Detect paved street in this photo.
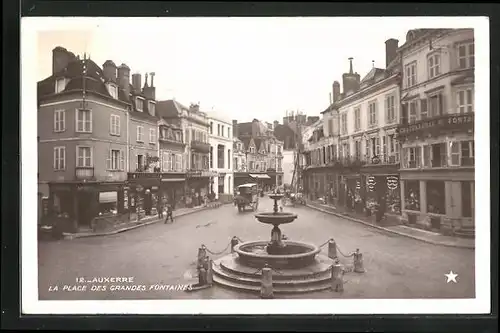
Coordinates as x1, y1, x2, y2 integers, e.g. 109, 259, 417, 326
38, 197, 475, 300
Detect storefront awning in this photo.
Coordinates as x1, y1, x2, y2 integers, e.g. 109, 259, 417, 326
99, 191, 117, 203
250, 174, 271, 179
161, 178, 186, 182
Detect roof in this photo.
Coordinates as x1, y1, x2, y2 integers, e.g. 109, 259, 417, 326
360, 67, 386, 86
157, 99, 189, 119
237, 122, 253, 136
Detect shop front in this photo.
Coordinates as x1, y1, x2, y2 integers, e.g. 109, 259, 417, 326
186, 170, 217, 207
249, 173, 271, 192
159, 173, 186, 209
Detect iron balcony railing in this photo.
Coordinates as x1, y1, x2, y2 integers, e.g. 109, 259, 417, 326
75, 166, 95, 180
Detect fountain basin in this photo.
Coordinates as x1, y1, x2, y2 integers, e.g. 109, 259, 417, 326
268, 193, 284, 201
254, 212, 298, 225
234, 240, 321, 269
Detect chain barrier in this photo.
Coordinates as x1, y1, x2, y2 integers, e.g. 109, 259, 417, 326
203, 241, 231, 256
235, 236, 245, 243
318, 238, 355, 258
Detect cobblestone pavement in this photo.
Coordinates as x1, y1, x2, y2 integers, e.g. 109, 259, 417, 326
38, 197, 475, 300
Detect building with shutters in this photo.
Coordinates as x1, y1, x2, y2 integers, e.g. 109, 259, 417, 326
208, 113, 234, 201
37, 47, 160, 232
396, 29, 475, 237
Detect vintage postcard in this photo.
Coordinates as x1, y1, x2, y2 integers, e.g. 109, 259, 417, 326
21, 16, 490, 314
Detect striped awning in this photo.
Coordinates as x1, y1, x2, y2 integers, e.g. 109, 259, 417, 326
161, 178, 185, 182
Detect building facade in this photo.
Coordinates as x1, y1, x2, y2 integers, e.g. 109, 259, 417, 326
208, 114, 234, 201
233, 119, 284, 189
396, 29, 475, 236
38, 47, 155, 232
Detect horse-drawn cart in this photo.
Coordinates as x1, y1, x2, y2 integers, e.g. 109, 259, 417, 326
234, 183, 259, 212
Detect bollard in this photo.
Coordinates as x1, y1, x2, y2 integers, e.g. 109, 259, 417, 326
197, 245, 207, 268
353, 249, 365, 273
260, 266, 274, 299
206, 258, 213, 286
231, 236, 239, 253
328, 239, 337, 259
331, 264, 344, 292
198, 266, 207, 286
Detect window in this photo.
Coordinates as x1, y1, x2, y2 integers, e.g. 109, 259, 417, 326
461, 181, 473, 218
135, 98, 144, 112
404, 180, 420, 211
76, 109, 92, 132
427, 181, 445, 214
227, 149, 231, 169
460, 140, 474, 166
341, 113, 348, 135
428, 53, 441, 79
354, 141, 361, 160
54, 110, 65, 132
210, 122, 213, 134
77, 146, 92, 167
53, 147, 65, 170
405, 61, 417, 88
403, 146, 421, 168
365, 138, 370, 159
423, 143, 447, 167
354, 107, 361, 131
166, 153, 173, 171
250, 146, 255, 154
148, 101, 156, 116
175, 154, 182, 171
209, 146, 214, 168
107, 149, 124, 170
162, 152, 168, 171
456, 89, 474, 113
234, 157, 238, 170
428, 93, 444, 117
217, 124, 220, 136
108, 84, 118, 99
222, 125, 225, 137
149, 128, 156, 144
217, 145, 225, 169
457, 42, 475, 69
368, 101, 377, 126
110, 115, 120, 136
136, 126, 144, 142
55, 78, 66, 93
385, 95, 396, 123
409, 100, 418, 123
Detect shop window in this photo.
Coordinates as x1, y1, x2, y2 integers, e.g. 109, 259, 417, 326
426, 181, 445, 214
461, 181, 473, 218
404, 180, 420, 211
98, 191, 118, 216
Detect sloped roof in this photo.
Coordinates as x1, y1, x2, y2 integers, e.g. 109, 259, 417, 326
237, 122, 253, 136
157, 99, 190, 119
360, 67, 386, 86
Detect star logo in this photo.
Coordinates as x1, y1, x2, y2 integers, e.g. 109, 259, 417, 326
445, 271, 458, 283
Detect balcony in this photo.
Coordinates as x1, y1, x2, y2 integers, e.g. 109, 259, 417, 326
75, 167, 95, 181
159, 136, 185, 146
396, 113, 474, 141
191, 140, 210, 153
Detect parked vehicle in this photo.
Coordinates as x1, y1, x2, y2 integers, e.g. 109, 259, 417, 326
234, 183, 259, 212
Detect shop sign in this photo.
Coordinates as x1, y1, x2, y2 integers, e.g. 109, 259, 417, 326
136, 185, 144, 192
396, 114, 474, 136
371, 156, 381, 164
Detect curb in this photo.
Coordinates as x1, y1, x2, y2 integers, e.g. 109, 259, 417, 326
63, 203, 231, 240
305, 203, 475, 250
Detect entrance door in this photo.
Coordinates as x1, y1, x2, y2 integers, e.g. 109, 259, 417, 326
77, 191, 93, 228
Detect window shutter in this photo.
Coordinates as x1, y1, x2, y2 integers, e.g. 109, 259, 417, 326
420, 98, 428, 119
106, 149, 111, 170
61, 148, 65, 169
385, 98, 389, 123
438, 93, 444, 115
53, 148, 58, 169
117, 116, 120, 134
120, 150, 125, 170
376, 137, 380, 156
135, 153, 138, 171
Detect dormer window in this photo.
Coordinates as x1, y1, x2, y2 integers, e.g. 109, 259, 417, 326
107, 83, 118, 99
148, 101, 156, 116
135, 97, 144, 112
55, 78, 66, 93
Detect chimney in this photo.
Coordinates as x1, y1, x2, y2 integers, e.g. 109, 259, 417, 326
143, 72, 156, 100
232, 120, 239, 138
132, 73, 142, 92
52, 46, 77, 74
117, 63, 131, 100
102, 60, 117, 82
332, 81, 341, 102
385, 38, 399, 68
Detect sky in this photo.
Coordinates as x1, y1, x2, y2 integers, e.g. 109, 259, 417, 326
35, 17, 461, 124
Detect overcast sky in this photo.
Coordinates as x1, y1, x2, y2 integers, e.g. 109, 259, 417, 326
36, 17, 469, 124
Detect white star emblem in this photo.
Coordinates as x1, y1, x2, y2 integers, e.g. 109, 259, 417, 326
445, 271, 458, 283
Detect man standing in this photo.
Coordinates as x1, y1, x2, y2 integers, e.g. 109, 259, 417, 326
157, 197, 164, 220
165, 200, 174, 224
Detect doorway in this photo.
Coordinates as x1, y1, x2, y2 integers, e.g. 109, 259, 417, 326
77, 191, 93, 228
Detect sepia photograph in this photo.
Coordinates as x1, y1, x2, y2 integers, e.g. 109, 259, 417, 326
21, 16, 490, 315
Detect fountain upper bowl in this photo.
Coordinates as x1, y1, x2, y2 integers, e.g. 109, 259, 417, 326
254, 212, 298, 224
268, 193, 284, 200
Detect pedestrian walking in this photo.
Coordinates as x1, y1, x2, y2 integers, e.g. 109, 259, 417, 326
164, 201, 174, 224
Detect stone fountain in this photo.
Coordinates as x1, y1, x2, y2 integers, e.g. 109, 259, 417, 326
212, 193, 336, 294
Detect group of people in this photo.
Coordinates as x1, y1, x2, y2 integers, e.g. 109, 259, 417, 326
156, 198, 174, 224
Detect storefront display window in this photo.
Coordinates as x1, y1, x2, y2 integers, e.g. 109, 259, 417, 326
426, 180, 445, 214
404, 180, 420, 211
98, 191, 118, 216
461, 181, 473, 218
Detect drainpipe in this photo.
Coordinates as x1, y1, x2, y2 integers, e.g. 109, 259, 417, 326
126, 105, 130, 173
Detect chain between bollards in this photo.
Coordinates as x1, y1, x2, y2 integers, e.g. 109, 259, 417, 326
203, 241, 232, 256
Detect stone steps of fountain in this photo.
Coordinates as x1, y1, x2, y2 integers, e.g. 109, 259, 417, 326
212, 272, 333, 294
211, 254, 336, 294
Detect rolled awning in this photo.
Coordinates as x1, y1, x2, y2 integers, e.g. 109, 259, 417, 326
99, 191, 117, 203
249, 174, 271, 179
161, 178, 186, 182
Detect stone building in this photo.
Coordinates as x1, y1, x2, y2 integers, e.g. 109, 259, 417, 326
396, 29, 475, 236
208, 113, 234, 201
